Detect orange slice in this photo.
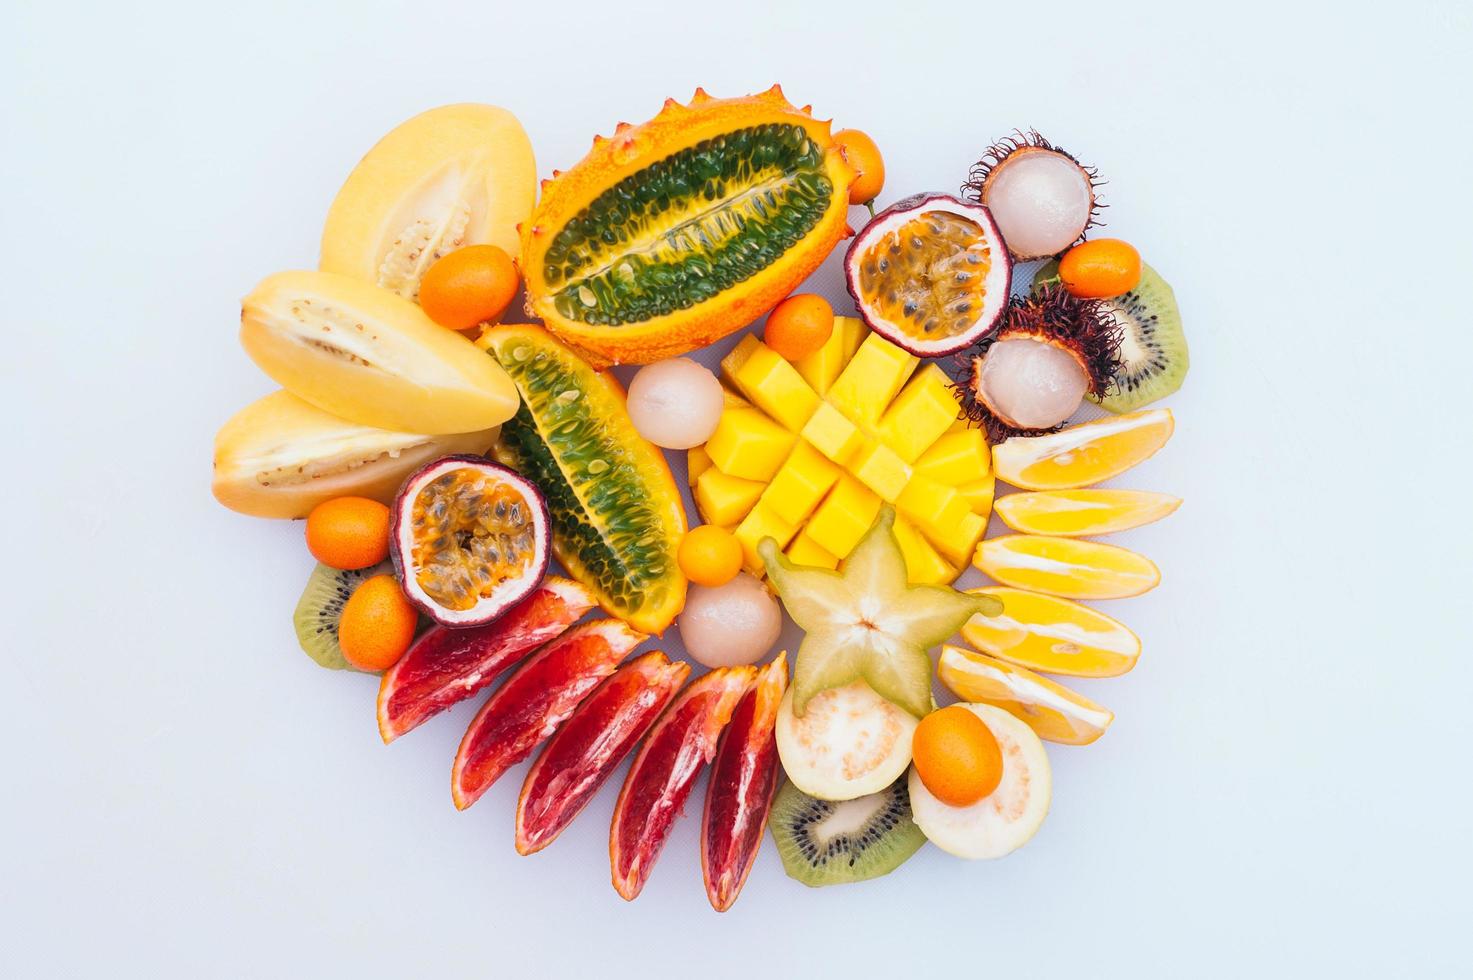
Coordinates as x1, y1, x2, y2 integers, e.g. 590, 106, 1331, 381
961, 587, 1139, 676
992, 408, 1174, 490
994, 489, 1181, 537
938, 645, 1114, 745
974, 535, 1159, 600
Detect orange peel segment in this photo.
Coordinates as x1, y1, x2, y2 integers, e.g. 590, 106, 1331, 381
974, 535, 1160, 600
992, 408, 1174, 490
961, 587, 1140, 677
938, 645, 1114, 745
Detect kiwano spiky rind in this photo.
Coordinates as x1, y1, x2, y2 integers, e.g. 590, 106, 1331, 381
479, 325, 687, 634
520, 86, 857, 366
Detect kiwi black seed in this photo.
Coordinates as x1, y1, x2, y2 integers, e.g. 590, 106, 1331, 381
1034, 260, 1188, 413
292, 560, 394, 671
769, 777, 928, 887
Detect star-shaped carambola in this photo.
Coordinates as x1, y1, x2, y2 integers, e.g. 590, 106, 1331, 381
758, 506, 1002, 719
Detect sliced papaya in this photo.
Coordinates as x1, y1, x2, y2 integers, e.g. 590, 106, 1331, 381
479, 325, 688, 634
240, 270, 520, 434
520, 86, 856, 366
320, 104, 536, 301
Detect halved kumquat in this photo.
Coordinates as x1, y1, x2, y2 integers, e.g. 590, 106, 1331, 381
994, 489, 1181, 537
938, 645, 1114, 745
992, 408, 1174, 490
974, 535, 1160, 600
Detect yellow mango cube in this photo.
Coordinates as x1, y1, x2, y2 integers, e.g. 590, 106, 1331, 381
876, 365, 960, 463
687, 445, 713, 487
800, 401, 865, 464
933, 511, 986, 567
722, 335, 820, 432
915, 427, 991, 485
827, 334, 918, 425
849, 439, 912, 502
805, 475, 882, 559
794, 315, 867, 396
759, 441, 840, 526
733, 503, 798, 573
896, 474, 971, 540
892, 516, 958, 585
785, 529, 839, 571
695, 468, 765, 527
958, 475, 996, 518
705, 408, 795, 482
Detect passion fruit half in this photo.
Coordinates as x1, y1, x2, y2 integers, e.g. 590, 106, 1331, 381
844, 192, 1012, 357
390, 455, 550, 628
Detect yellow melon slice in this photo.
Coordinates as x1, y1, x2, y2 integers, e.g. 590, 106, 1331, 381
995, 489, 1182, 536
974, 535, 1160, 600
961, 587, 1139, 676
992, 409, 1174, 490
937, 646, 1114, 745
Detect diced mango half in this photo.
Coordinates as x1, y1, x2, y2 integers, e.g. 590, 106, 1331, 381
974, 535, 1160, 600
722, 335, 820, 432
891, 516, 959, 585
934, 511, 986, 568
785, 529, 839, 570
849, 439, 912, 502
896, 474, 970, 540
705, 408, 795, 482
958, 475, 995, 518
695, 468, 765, 527
733, 503, 798, 574
994, 489, 1182, 537
916, 427, 990, 485
938, 645, 1115, 745
992, 408, 1174, 491
794, 315, 866, 396
686, 445, 713, 487
805, 475, 881, 559
876, 364, 959, 463
960, 587, 1140, 677
800, 401, 865, 464
760, 440, 841, 527
827, 334, 917, 425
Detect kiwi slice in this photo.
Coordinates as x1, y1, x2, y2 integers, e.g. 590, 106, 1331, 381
769, 776, 927, 887
1034, 260, 1188, 413
292, 560, 394, 670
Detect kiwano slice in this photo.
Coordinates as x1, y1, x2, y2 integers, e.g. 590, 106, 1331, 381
515, 651, 689, 856
480, 325, 687, 635
376, 577, 596, 743
519, 86, 857, 366
701, 654, 788, 912
451, 619, 644, 810
609, 665, 755, 901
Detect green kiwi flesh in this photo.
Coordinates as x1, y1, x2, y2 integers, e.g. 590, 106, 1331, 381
292, 560, 394, 671
1035, 260, 1188, 412
769, 776, 927, 887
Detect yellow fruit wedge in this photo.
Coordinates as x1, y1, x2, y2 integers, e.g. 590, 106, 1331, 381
974, 535, 1160, 600
961, 587, 1140, 676
995, 489, 1182, 537
992, 409, 1174, 490
938, 645, 1114, 745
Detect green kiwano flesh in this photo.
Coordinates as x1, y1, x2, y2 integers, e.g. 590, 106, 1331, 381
480, 325, 687, 634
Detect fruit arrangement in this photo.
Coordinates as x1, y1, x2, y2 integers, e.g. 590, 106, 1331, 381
214, 94, 1189, 909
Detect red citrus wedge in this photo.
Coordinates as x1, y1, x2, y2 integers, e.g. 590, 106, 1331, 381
377, 577, 596, 743
609, 665, 756, 901
450, 619, 645, 810
515, 652, 690, 856
701, 653, 788, 912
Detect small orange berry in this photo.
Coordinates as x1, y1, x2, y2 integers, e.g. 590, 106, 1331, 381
338, 574, 418, 672
764, 294, 834, 361
678, 525, 743, 588
912, 705, 1004, 807
418, 245, 520, 330
1058, 239, 1142, 299
834, 129, 885, 206
305, 497, 391, 570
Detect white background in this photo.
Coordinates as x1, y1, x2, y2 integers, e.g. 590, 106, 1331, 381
4, 1, 1470, 976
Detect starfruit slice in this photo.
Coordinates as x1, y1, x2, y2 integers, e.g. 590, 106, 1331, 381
938, 645, 1115, 745
961, 587, 1140, 677
702, 654, 788, 912
609, 666, 754, 901
992, 409, 1174, 490
994, 489, 1181, 537
759, 506, 999, 720
975, 535, 1160, 600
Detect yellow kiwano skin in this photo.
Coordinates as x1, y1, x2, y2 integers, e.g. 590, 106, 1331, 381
691, 320, 988, 582
521, 87, 856, 367
937, 645, 1114, 745
212, 390, 499, 519
240, 270, 520, 435
975, 536, 1160, 600
992, 408, 1174, 490
962, 587, 1140, 677
995, 489, 1182, 537
320, 104, 536, 302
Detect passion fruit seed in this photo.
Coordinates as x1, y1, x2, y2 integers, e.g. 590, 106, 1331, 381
410, 468, 539, 611
974, 337, 1090, 431
546, 124, 833, 326
856, 210, 993, 343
